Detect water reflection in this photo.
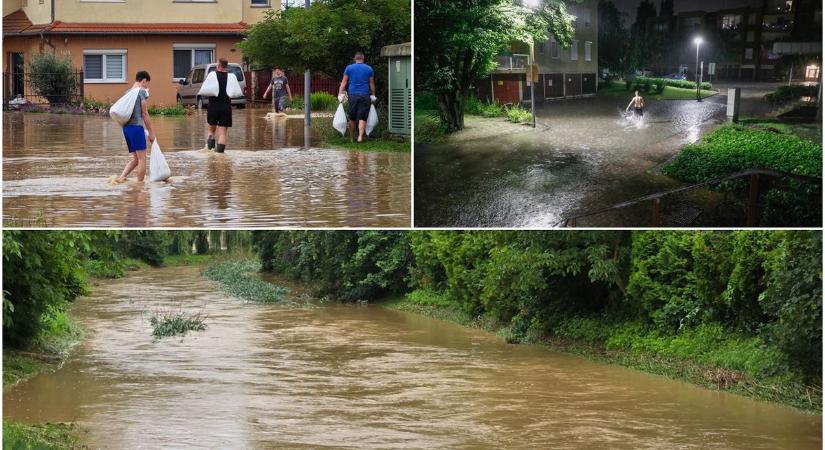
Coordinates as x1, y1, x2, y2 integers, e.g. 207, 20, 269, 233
3, 110, 410, 227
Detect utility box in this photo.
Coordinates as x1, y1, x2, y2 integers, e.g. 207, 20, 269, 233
381, 42, 411, 135
727, 88, 740, 122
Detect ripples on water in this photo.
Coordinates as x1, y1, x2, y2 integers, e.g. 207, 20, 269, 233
3, 267, 822, 449
3, 110, 410, 227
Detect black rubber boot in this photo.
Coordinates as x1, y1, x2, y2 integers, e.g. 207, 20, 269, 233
207, 137, 215, 150
216, 144, 225, 154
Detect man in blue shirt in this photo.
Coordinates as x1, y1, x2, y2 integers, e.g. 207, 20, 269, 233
338, 52, 376, 142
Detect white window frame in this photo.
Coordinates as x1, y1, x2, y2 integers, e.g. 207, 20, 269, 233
172, 43, 216, 81
570, 40, 578, 61
585, 41, 592, 62
83, 49, 127, 83
79, 0, 126, 3
250, 0, 271, 6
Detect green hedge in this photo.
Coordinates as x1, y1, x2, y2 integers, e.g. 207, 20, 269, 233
765, 84, 819, 105
632, 76, 712, 91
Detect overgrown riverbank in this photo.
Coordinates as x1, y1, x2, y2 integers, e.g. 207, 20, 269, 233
382, 295, 821, 413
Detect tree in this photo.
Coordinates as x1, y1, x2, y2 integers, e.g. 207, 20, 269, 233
415, 0, 577, 132
28, 53, 78, 105
238, 0, 410, 100
597, 0, 631, 76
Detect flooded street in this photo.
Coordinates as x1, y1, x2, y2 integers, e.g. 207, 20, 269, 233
4, 266, 821, 449
415, 96, 725, 227
3, 110, 410, 227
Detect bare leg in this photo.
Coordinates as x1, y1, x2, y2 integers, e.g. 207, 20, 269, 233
135, 151, 147, 182
347, 120, 356, 142
118, 153, 139, 182
217, 126, 227, 145
358, 120, 367, 142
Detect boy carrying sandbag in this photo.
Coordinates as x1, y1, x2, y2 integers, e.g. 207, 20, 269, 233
115, 71, 156, 183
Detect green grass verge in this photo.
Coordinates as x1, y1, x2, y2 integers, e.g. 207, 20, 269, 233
737, 116, 822, 143
202, 259, 289, 303
598, 83, 716, 100
323, 134, 410, 152
382, 291, 821, 413
148, 104, 186, 116
3, 422, 80, 450
163, 254, 214, 267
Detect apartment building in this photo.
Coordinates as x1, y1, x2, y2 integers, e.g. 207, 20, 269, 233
3, 0, 278, 106
477, 0, 598, 104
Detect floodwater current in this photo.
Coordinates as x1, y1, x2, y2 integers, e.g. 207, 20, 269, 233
4, 266, 821, 449
3, 110, 410, 227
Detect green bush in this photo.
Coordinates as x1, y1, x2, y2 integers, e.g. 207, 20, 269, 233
635, 76, 711, 90
765, 84, 819, 105
311, 92, 338, 111
414, 111, 447, 145
148, 104, 186, 116
28, 53, 78, 105
505, 105, 532, 124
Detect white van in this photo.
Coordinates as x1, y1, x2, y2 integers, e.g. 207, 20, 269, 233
177, 62, 246, 108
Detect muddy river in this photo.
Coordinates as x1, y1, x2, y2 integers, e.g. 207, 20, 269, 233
3, 110, 410, 227
4, 266, 821, 449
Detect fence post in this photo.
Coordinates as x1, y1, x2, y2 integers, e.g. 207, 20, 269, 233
746, 173, 760, 226
651, 198, 662, 226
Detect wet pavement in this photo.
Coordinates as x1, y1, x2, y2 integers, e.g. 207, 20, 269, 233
415, 95, 726, 227
3, 109, 410, 227
4, 265, 822, 449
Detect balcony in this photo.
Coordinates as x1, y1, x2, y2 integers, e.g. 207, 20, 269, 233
494, 54, 529, 73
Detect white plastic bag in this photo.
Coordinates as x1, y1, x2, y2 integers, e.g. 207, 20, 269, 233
110, 88, 140, 126
366, 104, 379, 136
149, 140, 171, 182
333, 102, 348, 136
226, 73, 243, 98
198, 72, 219, 97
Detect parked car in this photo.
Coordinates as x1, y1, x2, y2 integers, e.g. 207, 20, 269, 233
666, 73, 687, 81
177, 62, 246, 108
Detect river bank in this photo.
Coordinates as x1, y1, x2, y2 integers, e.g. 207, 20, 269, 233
380, 295, 822, 413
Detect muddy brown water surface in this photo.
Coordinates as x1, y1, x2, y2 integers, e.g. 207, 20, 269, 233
4, 266, 822, 449
3, 110, 410, 227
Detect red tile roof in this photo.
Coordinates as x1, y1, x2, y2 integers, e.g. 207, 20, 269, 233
47, 21, 248, 34
3, 10, 50, 35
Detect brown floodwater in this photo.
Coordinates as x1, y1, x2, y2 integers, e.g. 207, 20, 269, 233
4, 266, 821, 449
3, 110, 410, 227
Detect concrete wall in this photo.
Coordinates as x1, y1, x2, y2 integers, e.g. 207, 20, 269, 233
51, 34, 244, 105
23, 0, 53, 25
55, 0, 276, 24
534, 0, 598, 74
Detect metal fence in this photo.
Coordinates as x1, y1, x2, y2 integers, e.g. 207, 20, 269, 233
248, 70, 339, 103
3, 71, 84, 106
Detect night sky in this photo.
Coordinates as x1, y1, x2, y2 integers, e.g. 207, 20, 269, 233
612, 0, 767, 26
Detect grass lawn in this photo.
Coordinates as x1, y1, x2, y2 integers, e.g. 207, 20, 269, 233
598, 83, 716, 100
323, 134, 410, 152
737, 116, 822, 143
3, 422, 80, 450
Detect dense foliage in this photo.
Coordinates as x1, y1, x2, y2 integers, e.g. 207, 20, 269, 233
662, 125, 822, 226
254, 230, 822, 387
415, 0, 576, 132
28, 53, 78, 105
202, 260, 288, 304
239, 0, 410, 100
765, 84, 819, 105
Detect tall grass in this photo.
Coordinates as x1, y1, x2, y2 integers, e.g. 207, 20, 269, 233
149, 310, 207, 339
202, 260, 288, 303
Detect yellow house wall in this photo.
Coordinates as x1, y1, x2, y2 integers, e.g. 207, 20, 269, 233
55, 0, 243, 24
22, 0, 53, 25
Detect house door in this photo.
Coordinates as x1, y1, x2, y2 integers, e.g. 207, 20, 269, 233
492, 75, 522, 104
10, 53, 24, 98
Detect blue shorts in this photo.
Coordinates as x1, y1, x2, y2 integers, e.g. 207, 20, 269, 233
123, 125, 146, 152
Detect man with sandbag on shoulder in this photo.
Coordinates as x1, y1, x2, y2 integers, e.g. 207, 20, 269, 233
338, 52, 376, 143
115, 71, 156, 183
203, 59, 234, 153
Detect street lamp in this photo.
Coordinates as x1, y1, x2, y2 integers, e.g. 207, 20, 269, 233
693, 36, 703, 102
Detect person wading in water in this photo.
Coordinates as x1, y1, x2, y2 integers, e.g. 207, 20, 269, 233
625, 90, 646, 119
206, 59, 233, 153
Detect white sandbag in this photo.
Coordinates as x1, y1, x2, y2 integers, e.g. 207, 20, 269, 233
333, 102, 348, 136
110, 87, 140, 126
149, 140, 171, 182
366, 104, 379, 136
226, 73, 243, 98
198, 72, 219, 97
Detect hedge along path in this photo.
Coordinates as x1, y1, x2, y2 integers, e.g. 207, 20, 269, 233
202, 260, 293, 305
